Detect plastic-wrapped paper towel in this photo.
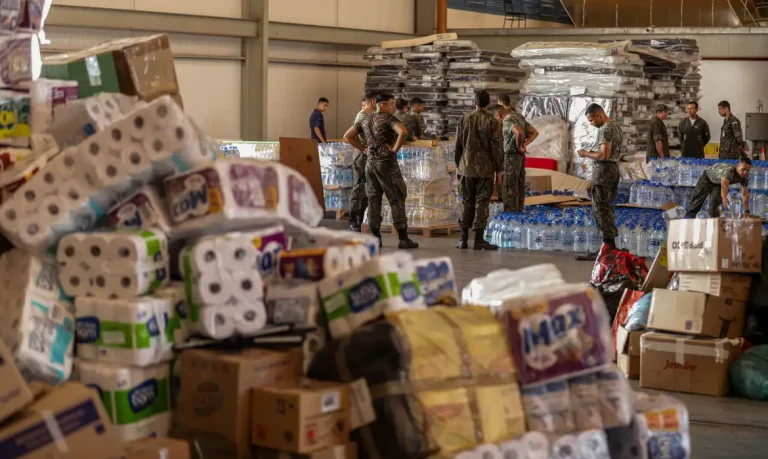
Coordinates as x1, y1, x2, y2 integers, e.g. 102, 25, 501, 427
76, 360, 171, 442
291, 226, 380, 257
279, 246, 370, 282
0, 95, 216, 252
415, 256, 458, 306
318, 252, 425, 339
106, 185, 172, 234
265, 281, 319, 327
75, 295, 175, 366
57, 230, 169, 299
165, 158, 324, 238
0, 249, 75, 383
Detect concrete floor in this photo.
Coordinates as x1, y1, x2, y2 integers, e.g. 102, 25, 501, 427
326, 221, 768, 458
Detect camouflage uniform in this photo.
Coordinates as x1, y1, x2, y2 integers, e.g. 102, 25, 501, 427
646, 115, 669, 160
455, 109, 504, 230
720, 115, 744, 159
355, 112, 408, 230
410, 111, 429, 139
350, 110, 370, 216
394, 112, 417, 141
502, 111, 531, 212
684, 163, 748, 218
591, 120, 623, 241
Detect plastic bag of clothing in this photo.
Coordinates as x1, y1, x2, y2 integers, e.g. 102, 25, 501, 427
526, 115, 569, 173
307, 306, 525, 459
590, 246, 648, 323
625, 293, 653, 331
748, 235, 768, 309
730, 345, 768, 401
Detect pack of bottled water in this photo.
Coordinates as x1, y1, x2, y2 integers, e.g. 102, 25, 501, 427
319, 142, 356, 168
648, 157, 768, 191
485, 206, 668, 257
218, 141, 279, 160
321, 168, 355, 188
323, 188, 351, 210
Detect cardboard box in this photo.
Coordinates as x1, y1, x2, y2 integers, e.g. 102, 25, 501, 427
667, 218, 762, 273
177, 348, 303, 459
677, 273, 752, 301
640, 332, 742, 396
648, 289, 746, 338
0, 382, 122, 459
348, 379, 375, 430
642, 243, 671, 292
615, 326, 645, 379
42, 34, 179, 100
123, 437, 190, 459
254, 443, 358, 459
525, 175, 552, 193
251, 380, 350, 454
0, 340, 34, 424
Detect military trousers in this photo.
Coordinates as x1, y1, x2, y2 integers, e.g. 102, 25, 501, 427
684, 175, 721, 218
349, 151, 368, 214
459, 176, 494, 231
366, 156, 408, 230
591, 162, 620, 241
503, 154, 526, 212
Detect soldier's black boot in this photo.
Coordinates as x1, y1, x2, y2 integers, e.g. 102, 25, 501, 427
456, 228, 469, 249
348, 211, 361, 232
473, 229, 498, 251
397, 228, 419, 249
370, 228, 383, 248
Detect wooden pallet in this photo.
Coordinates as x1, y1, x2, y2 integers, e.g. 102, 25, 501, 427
324, 209, 349, 220
363, 223, 458, 238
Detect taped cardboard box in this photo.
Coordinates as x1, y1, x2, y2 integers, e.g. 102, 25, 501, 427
677, 273, 752, 302
642, 243, 671, 292
667, 218, 762, 273
251, 380, 350, 454
176, 348, 303, 459
0, 340, 34, 424
615, 326, 644, 379
254, 443, 358, 459
0, 382, 121, 459
123, 437, 190, 459
640, 332, 742, 396
647, 289, 746, 339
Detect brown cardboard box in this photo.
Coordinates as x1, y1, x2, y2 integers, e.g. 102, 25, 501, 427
642, 243, 671, 292
640, 332, 742, 396
667, 218, 762, 273
525, 175, 552, 193
123, 438, 190, 458
677, 273, 753, 301
251, 380, 350, 454
177, 348, 303, 459
615, 326, 644, 379
0, 382, 121, 459
254, 443, 358, 459
648, 289, 746, 339
0, 340, 34, 424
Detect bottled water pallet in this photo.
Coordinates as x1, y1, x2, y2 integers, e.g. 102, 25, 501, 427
363, 223, 458, 238
324, 209, 349, 220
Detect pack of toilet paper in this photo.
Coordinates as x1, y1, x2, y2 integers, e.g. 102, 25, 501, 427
265, 281, 320, 327
106, 185, 172, 235
75, 295, 175, 367
57, 229, 169, 299
291, 226, 380, 257
164, 158, 324, 238
279, 246, 370, 282
633, 393, 691, 459
0, 95, 217, 252
47, 93, 137, 151
76, 360, 171, 442
414, 257, 458, 307
319, 252, 426, 339
0, 33, 41, 88
461, 264, 566, 313
0, 250, 75, 383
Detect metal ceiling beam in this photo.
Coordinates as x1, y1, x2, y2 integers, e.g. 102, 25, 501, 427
241, 0, 268, 141
269, 22, 413, 47
46, 4, 257, 37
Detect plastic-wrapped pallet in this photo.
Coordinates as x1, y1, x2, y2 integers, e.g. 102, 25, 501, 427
320, 142, 356, 212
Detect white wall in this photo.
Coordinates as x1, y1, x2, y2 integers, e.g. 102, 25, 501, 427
448, 8, 573, 29
699, 60, 768, 147
55, 0, 242, 18
269, 0, 415, 34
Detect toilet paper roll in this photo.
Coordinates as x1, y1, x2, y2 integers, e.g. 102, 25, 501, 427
279, 247, 349, 282
18, 183, 43, 207
233, 302, 268, 335
198, 306, 236, 339
474, 444, 503, 459
551, 435, 582, 459
41, 195, 68, 221
190, 239, 218, 272
84, 234, 110, 265
221, 238, 258, 271
522, 432, 550, 459
106, 230, 168, 264
106, 124, 131, 151
142, 134, 173, 162
569, 373, 603, 431
58, 147, 82, 179
150, 97, 184, 126
95, 155, 131, 189
127, 110, 153, 139
194, 271, 235, 305
0, 199, 25, 232
57, 233, 87, 266
230, 270, 264, 303
119, 144, 153, 180
101, 267, 168, 299
266, 281, 319, 327
18, 215, 53, 248
59, 264, 91, 297
37, 167, 65, 194
499, 440, 527, 459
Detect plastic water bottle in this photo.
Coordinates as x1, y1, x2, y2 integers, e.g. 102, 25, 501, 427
484, 218, 495, 243
543, 223, 556, 251
637, 224, 649, 257
573, 222, 588, 253
561, 222, 574, 252
587, 224, 601, 253
501, 218, 512, 249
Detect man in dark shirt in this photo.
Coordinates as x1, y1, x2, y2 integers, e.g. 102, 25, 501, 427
647, 104, 670, 160
684, 158, 752, 218
310, 97, 329, 143
455, 90, 504, 251
718, 100, 746, 159
343, 93, 418, 249
678, 101, 711, 158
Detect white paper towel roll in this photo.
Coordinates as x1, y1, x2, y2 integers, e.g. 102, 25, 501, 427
84, 234, 110, 265
60, 264, 91, 297
229, 270, 264, 303
222, 238, 257, 271
190, 239, 218, 271
233, 302, 268, 335
193, 271, 234, 305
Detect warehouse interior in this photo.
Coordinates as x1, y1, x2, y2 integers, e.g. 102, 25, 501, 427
0, 0, 768, 458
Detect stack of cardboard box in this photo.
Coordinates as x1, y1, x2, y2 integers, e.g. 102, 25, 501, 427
638, 218, 763, 397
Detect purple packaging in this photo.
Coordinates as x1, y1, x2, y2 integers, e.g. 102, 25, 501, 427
502, 286, 612, 386
0, 33, 39, 87
19, 0, 51, 31
0, 0, 24, 32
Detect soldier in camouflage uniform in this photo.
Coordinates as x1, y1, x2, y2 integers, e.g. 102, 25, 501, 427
718, 101, 746, 160
647, 104, 670, 160
409, 97, 430, 139
394, 99, 419, 141
347, 91, 377, 231
684, 158, 752, 218
577, 104, 623, 260
502, 108, 538, 212
343, 93, 418, 249
455, 90, 504, 251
